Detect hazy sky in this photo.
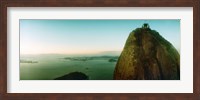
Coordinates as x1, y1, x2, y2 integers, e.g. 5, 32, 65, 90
20, 20, 180, 55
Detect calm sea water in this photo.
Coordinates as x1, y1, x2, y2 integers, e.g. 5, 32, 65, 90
20, 54, 118, 80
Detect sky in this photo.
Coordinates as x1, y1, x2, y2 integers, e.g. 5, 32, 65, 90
20, 20, 180, 55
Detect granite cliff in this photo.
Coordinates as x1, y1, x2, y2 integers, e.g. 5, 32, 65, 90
114, 24, 180, 80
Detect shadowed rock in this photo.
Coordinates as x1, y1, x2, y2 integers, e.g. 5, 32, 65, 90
54, 72, 89, 80
114, 24, 180, 80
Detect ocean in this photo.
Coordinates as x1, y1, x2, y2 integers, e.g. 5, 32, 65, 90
20, 54, 118, 80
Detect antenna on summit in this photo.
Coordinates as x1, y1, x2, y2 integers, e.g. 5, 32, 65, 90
142, 23, 150, 29
142, 20, 150, 29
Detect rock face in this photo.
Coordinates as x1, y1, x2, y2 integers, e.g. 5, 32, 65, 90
114, 24, 180, 80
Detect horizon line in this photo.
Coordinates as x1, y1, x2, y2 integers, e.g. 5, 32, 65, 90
20, 50, 122, 55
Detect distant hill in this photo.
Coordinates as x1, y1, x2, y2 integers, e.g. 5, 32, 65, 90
114, 23, 180, 80
54, 72, 89, 80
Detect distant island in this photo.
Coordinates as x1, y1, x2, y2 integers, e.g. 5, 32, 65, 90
63, 56, 119, 62
108, 59, 118, 62
54, 72, 89, 80
20, 60, 38, 63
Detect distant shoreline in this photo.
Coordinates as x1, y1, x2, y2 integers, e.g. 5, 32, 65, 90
20, 51, 122, 56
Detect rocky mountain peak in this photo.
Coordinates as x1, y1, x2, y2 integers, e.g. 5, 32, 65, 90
114, 23, 180, 80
